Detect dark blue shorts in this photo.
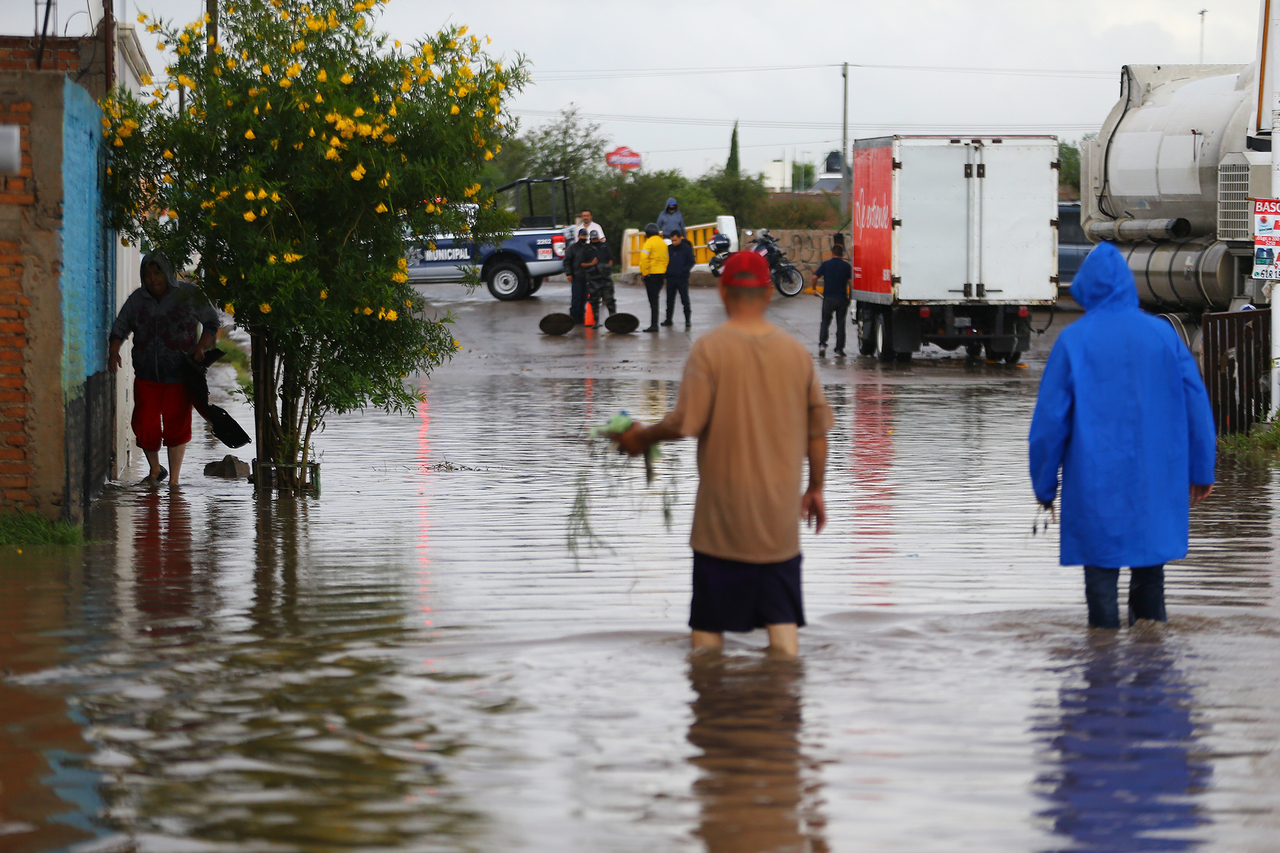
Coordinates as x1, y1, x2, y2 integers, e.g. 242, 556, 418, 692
689, 551, 805, 633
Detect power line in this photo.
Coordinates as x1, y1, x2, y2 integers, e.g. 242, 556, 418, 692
509, 108, 1100, 134
531, 62, 1117, 82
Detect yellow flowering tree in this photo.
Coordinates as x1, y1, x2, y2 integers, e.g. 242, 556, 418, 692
101, 0, 525, 489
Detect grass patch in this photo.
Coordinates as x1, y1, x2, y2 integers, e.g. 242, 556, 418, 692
0, 512, 83, 546
1219, 418, 1280, 460
218, 335, 252, 391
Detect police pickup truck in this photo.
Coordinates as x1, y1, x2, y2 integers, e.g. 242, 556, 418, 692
406, 176, 573, 301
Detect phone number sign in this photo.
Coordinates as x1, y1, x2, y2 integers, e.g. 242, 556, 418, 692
1253, 198, 1280, 279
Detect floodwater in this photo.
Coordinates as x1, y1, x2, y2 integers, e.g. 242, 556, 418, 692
3, 281, 1280, 853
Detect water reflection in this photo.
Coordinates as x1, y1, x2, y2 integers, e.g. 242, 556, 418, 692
1035, 635, 1210, 852
687, 655, 827, 853
133, 490, 198, 638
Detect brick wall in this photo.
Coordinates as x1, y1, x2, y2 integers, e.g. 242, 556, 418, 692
0, 98, 32, 507
0, 38, 83, 75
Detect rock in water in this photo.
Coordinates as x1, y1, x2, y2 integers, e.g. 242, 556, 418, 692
205, 455, 251, 479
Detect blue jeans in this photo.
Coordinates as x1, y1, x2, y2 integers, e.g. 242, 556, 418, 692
1084, 565, 1166, 629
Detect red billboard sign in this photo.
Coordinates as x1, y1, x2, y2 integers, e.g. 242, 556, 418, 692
605, 146, 642, 172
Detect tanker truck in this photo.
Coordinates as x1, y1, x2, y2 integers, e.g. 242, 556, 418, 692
1081, 62, 1263, 345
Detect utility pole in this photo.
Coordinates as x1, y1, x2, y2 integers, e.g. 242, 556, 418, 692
841, 62, 849, 219
103, 0, 114, 91
1199, 9, 1207, 62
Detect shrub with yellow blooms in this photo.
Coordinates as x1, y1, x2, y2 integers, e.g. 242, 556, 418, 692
100, 0, 526, 485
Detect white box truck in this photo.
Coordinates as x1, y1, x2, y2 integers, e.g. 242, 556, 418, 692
851, 135, 1060, 362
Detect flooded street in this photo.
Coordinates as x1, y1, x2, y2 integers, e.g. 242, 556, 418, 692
3, 280, 1280, 852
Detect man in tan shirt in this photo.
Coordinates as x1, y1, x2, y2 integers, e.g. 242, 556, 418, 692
618, 251, 832, 656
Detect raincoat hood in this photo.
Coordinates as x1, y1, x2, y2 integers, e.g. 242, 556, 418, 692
666, 198, 678, 208
140, 251, 178, 291
1069, 242, 1138, 312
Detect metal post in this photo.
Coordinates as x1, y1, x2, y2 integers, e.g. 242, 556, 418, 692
1270, 2, 1280, 418
1199, 9, 1207, 63
103, 0, 113, 91
841, 62, 849, 219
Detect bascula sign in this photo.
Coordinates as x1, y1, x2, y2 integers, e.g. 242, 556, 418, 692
1252, 198, 1280, 280
605, 146, 642, 172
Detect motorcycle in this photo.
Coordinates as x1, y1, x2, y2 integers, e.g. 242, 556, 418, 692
707, 229, 804, 297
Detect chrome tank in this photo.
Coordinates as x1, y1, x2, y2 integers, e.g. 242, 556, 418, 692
1110, 240, 1235, 313
1085, 64, 1253, 235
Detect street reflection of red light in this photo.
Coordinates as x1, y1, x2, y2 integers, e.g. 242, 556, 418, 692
850, 383, 896, 603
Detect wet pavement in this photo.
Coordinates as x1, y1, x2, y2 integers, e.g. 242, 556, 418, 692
3, 279, 1280, 852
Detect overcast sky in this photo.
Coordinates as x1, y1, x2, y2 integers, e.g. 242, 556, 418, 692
1, 0, 1263, 178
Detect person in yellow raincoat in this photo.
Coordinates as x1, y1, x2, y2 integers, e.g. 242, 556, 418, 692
639, 223, 669, 332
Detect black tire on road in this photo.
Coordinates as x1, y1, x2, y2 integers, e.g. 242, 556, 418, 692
1004, 350, 1022, 364
773, 266, 805, 297
874, 311, 896, 362
527, 276, 544, 295
858, 311, 876, 356
486, 261, 529, 301
965, 342, 983, 359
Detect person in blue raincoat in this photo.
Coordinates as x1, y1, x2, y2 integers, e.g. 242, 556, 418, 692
1028, 242, 1216, 629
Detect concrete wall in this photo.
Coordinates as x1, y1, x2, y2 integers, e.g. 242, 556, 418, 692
0, 71, 111, 522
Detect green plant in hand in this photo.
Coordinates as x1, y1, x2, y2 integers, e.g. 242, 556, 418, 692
100, 0, 527, 482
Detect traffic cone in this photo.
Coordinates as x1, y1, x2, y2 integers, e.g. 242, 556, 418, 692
584, 302, 595, 327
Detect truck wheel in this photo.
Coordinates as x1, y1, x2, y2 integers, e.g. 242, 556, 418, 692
486, 262, 528, 301
965, 343, 983, 359
874, 312, 896, 361
527, 276, 544, 295
1004, 350, 1022, 364
857, 311, 876, 355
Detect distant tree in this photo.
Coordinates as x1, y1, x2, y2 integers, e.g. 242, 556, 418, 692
726, 122, 740, 176
791, 161, 816, 193
523, 106, 609, 181
697, 166, 767, 229
578, 169, 718, 248
1058, 135, 1094, 196
758, 195, 837, 230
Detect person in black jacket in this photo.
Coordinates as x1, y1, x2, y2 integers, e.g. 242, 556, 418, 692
584, 234, 617, 324
563, 228, 590, 323
662, 229, 695, 328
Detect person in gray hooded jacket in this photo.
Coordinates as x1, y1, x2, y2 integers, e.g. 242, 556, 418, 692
655, 198, 685, 238
109, 252, 219, 485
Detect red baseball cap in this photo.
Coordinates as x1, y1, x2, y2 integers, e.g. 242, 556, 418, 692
720, 251, 771, 288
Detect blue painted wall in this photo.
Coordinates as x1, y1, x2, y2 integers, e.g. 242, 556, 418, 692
59, 77, 107, 393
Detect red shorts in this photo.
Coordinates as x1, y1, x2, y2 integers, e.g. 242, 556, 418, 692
132, 379, 192, 450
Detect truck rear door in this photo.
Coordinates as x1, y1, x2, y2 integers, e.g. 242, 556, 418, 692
894, 138, 970, 301
979, 140, 1058, 302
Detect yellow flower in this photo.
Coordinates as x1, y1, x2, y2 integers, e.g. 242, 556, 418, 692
268, 255, 277, 264
350, 163, 367, 180
262, 64, 271, 75
163, 149, 174, 159
353, 107, 365, 117
319, 289, 327, 299
219, 275, 227, 285
389, 104, 397, 116
243, 211, 257, 221
309, 127, 316, 137
450, 105, 459, 115
283, 253, 301, 263
162, 174, 174, 184
386, 310, 398, 321
259, 303, 272, 314
382, 133, 396, 144
398, 257, 408, 271
324, 147, 341, 161
375, 202, 388, 213
257, 188, 267, 199
271, 192, 280, 202
391, 271, 408, 283
279, 79, 292, 88
315, 93, 324, 103
224, 303, 234, 314
113, 136, 123, 146
244, 129, 256, 139
244, 190, 256, 200
317, 68, 328, 82
340, 72, 354, 85
363, 307, 373, 315
484, 149, 494, 160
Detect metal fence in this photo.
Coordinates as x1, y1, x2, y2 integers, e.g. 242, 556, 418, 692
1201, 308, 1270, 435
